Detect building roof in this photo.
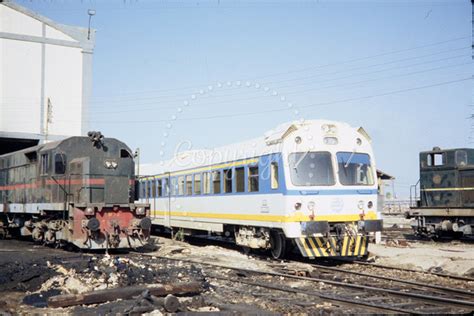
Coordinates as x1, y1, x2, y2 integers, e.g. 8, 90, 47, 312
1, 0, 95, 51
377, 169, 395, 180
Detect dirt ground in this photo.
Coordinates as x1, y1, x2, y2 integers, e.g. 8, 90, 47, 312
0, 230, 473, 314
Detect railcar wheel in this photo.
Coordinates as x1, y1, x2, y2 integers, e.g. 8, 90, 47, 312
270, 231, 286, 259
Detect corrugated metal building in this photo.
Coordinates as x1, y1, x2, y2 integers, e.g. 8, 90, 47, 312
0, 1, 95, 154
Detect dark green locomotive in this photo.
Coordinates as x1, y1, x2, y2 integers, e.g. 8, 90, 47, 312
408, 147, 474, 237
0, 132, 151, 249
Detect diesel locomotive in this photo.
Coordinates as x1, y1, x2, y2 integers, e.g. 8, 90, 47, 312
408, 147, 474, 237
0, 132, 151, 249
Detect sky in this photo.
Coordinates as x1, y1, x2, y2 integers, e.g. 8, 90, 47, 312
17, 0, 473, 198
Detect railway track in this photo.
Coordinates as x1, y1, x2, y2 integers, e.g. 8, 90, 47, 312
141, 254, 474, 314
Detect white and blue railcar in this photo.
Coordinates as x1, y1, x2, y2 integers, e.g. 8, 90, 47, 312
139, 120, 383, 259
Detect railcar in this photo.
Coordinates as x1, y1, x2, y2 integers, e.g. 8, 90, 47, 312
408, 147, 474, 237
139, 120, 383, 259
0, 132, 151, 249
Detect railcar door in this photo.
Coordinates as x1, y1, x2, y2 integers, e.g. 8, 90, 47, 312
165, 173, 171, 227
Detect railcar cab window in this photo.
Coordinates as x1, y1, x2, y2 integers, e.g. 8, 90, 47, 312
40, 153, 49, 175
337, 152, 374, 186
289, 152, 335, 186
248, 165, 259, 192
54, 153, 66, 174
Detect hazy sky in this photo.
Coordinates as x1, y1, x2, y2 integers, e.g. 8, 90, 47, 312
19, 0, 472, 197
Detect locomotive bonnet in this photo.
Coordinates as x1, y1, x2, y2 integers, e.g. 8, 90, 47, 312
0, 133, 150, 249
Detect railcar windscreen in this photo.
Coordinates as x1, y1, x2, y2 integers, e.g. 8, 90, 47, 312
289, 152, 335, 186
337, 152, 374, 186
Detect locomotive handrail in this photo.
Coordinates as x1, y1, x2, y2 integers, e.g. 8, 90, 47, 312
409, 179, 420, 207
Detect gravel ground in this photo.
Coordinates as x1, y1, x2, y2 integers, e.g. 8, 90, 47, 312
0, 235, 473, 315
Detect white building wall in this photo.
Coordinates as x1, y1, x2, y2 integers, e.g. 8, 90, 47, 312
0, 2, 94, 142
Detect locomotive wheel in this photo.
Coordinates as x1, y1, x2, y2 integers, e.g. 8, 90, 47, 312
270, 230, 286, 259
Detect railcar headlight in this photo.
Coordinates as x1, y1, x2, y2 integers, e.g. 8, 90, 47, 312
307, 201, 315, 211
135, 207, 145, 215
111, 161, 118, 168
367, 201, 373, 209
356, 138, 362, 146
357, 200, 364, 210
295, 136, 302, 144
294, 202, 302, 211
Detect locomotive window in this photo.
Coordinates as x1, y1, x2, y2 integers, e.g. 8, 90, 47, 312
54, 153, 66, 174
223, 169, 233, 193
120, 149, 132, 158
152, 180, 157, 198
236, 167, 245, 192
427, 153, 444, 166
194, 174, 201, 195
178, 176, 185, 196
248, 166, 259, 192
203, 172, 211, 194
213, 171, 221, 194
271, 162, 279, 190
157, 179, 162, 197
186, 175, 192, 195
40, 154, 49, 175
456, 150, 468, 166
289, 152, 335, 186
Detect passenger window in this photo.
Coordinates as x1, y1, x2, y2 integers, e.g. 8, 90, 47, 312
194, 174, 201, 195
271, 162, 279, 189
456, 150, 468, 166
203, 172, 211, 194
248, 166, 259, 192
163, 179, 169, 196
178, 176, 185, 195
170, 178, 177, 196
141, 181, 146, 199
186, 175, 192, 195
157, 179, 162, 197
40, 153, 49, 175
54, 153, 66, 175
213, 171, 221, 194
235, 167, 245, 192
147, 180, 151, 198
223, 169, 233, 193
152, 180, 157, 198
